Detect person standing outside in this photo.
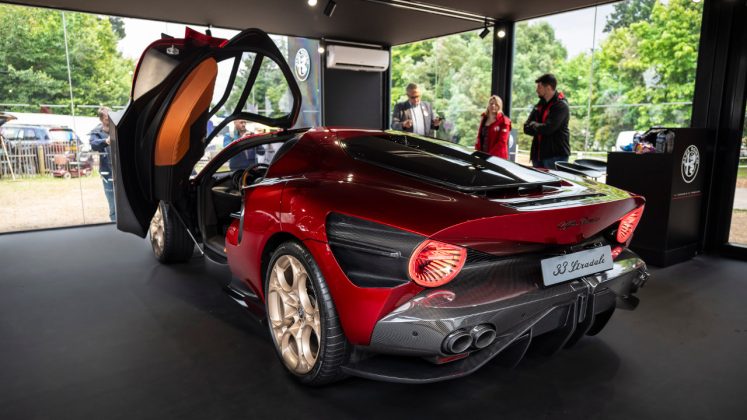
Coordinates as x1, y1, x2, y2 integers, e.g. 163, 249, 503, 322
89, 106, 115, 221
223, 119, 264, 171
476, 95, 511, 159
392, 83, 442, 137
523, 74, 570, 169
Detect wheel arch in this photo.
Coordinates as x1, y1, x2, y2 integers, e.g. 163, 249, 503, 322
260, 231, 302, 294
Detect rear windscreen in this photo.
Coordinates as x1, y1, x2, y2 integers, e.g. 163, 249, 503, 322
132, 47, 181, 101
49, 130, 74, 142
341, 134, 559, 192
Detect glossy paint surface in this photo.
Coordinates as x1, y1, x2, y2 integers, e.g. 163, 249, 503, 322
225, 128, 643, 345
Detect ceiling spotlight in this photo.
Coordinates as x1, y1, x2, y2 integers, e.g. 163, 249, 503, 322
318, 45, 325, 54
308, 0, 318, 6
323, 0, 337, 17
496, 29, 506, 38
479, 18, 490, 39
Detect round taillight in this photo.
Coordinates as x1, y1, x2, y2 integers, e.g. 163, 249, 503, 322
617, 206, 644, 244
408, 240, 467, 287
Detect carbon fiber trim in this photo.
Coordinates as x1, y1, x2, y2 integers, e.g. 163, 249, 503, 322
367, 249, 647, 358
340, 250, 646, 383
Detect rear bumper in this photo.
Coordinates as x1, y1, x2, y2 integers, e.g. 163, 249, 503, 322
341, 249, 648, 383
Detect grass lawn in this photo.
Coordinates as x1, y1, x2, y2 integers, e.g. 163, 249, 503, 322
729, 209, 747, 245
0, 174, 111, 233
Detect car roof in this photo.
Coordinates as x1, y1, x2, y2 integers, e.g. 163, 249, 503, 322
2, 124, 74, 130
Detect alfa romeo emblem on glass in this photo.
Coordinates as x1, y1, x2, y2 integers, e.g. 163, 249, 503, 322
294, 48, 310, 82
681, 145, 700, 184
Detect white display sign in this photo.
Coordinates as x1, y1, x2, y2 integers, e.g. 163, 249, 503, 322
540, 246, 613, 286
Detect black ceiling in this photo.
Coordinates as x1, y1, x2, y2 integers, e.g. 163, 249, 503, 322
8, 0, 617, 46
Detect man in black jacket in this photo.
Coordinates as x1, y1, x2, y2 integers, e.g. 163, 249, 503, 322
391, 83, 441, 137
523, 74, 570, 169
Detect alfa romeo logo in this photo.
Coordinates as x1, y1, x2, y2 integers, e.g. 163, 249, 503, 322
294, 48, 310, 82
681, 145, 700, 184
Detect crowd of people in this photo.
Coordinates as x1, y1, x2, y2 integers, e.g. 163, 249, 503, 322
391, 73, 571, 168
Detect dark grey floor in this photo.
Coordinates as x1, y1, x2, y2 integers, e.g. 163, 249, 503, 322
1, 225, 746, 420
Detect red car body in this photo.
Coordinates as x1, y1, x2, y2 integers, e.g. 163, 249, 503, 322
220, 129, 643, 345
111, 28, 648, 384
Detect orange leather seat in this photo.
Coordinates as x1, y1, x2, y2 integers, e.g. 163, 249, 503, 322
154, 58, 218, 167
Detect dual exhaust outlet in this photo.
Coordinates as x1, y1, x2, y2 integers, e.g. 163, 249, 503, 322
442, 324, 497, 354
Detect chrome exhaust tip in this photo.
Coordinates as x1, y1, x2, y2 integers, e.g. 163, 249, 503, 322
442, 330, 473, 354
470, 324, 497, 349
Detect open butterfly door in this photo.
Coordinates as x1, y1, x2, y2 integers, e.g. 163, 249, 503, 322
110, 28, 302, 237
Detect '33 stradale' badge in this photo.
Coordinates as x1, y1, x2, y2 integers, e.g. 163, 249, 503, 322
294, 48, 310, 82
681, 145, 700, 184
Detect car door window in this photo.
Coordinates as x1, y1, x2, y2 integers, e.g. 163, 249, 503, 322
205, 52, 294, 143
193, 53, 259, 174
194, 50, 293, 174
211, 52, 258, 119
242, 57, 292, 120
3, 127, 19, 140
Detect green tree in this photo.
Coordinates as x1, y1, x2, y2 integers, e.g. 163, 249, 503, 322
389, 0, 704, 154
109, 17, 126, 40
511, 21, 568, 151
592, 0, 703, 149
445, 33, 493, 146
559, 53, 593, 152
603, 0, 655, 33
391, 31, 494, 146
222, 37, 290, 121
0, 4, 133, 116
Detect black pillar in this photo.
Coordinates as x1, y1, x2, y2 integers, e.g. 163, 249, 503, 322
491, 20, 515, 118
383, 45, 392, 130
690, 0, 747, 255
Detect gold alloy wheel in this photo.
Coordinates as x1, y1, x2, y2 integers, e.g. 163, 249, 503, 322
267, 255, 321, 374
149, 205, 165, 256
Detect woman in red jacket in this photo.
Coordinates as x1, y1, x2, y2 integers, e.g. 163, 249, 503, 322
475, 95, 511, 159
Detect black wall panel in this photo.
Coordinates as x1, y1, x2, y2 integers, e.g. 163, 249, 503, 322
691, 0, 747, 257
323, 68, 384, 129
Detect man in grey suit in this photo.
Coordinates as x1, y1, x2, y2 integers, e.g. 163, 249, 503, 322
392, 83, 441, 137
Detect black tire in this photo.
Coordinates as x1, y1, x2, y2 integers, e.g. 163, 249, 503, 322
264, 241, 348, 385
149, 201, 194, 263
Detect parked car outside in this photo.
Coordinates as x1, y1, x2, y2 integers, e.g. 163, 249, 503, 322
0, 124, 88, 151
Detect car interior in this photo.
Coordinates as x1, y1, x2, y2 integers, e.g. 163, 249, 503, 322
197, 136, 298, 257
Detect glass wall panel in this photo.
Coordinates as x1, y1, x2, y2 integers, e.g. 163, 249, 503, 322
0, 4, 87, 232
728, 104, 747, 245
390, 29, 493, 148
511, 0, 704, 163
0, 5, 322, 233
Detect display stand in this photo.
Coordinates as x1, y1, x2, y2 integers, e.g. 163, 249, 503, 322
606, 128, 711, 266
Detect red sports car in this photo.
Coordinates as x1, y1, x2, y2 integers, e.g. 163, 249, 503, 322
111, 28, 648, 385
